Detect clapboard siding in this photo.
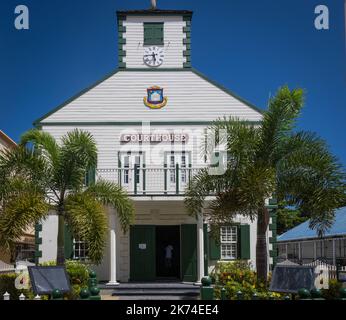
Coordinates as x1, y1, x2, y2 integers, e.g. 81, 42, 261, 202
122, 15, 186, 68
41, 124, 207, 168
40, 71, 262, 123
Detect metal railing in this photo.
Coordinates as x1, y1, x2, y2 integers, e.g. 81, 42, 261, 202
96, 165, 204, 196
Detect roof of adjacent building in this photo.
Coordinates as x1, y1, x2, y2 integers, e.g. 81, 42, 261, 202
277, 207, 346, 242
0, 130, 17, 148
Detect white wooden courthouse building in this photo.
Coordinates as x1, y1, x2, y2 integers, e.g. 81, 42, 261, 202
34, 7, 277, 284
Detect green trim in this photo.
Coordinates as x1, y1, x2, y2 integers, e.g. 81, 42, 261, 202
183, 15, 192, 21
183, 38, 191, 45
183, 50, 190, 56
183, 63, 191, 68
35, 223, 42, 264
271, 229, 277, 238
117, 14, 126, 21
118, 50, 126, 57
266, 204, 278, 210
269, 208, 278, 267
39, 120, 261, 127
118, 16, 126, 68
183, 26, 191, 32
191, 69, 264, 115
269, 198, 277, 205
269, 224, 276, 231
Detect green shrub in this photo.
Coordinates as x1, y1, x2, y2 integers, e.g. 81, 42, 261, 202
322, 279, 342, 300
40, 260, 90, 300
0, 273, 33, 300
211, 260, 282, 300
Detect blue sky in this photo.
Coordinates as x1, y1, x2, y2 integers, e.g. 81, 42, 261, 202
0, 0, 345, 166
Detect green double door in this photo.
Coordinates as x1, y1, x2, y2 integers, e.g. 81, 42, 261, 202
130, 225, 197, 282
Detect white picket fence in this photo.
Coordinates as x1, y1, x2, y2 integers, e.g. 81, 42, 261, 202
0, 260, 15, 274
302, 260, 346, 289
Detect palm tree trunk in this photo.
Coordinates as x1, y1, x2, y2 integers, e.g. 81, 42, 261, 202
56, 213, 65, 265
256, 206, 270, 282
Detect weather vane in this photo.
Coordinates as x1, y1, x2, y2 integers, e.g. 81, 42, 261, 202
151, 0, 157, 10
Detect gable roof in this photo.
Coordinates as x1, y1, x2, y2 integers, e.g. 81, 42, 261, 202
0, 130, 17, 148
277, 207, 346, 242
34, 68, 263, 126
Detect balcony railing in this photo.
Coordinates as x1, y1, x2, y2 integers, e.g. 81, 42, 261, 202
96, 165, 204, 196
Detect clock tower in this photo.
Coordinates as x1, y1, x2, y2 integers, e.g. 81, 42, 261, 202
117, 7, 192, 69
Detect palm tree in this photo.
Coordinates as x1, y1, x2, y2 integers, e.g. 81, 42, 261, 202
0, 129, 134, 265
185, 86, 346, 282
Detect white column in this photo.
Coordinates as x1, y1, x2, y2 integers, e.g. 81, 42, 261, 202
106, 213, 119, 286
195, 214, 205, 285
285, 243, 288, 260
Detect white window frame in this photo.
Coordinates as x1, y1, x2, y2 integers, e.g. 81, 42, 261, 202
220, 226, 238, 260
73, 239, 89, 261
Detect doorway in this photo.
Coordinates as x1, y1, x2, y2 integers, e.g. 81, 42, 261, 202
156, 226, 180, 279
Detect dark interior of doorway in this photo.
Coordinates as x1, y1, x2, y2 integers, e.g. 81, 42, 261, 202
156, 226, 180, 279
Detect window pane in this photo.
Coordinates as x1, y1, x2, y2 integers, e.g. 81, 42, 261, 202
220, 226, 238, 259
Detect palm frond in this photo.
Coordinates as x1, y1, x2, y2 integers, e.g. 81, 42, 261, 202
0, 180, 49, 250
58, 129, 98, 191
258, 86, 304, 164
20, 129, 60, 169
277, 132, 346, 235
65, 193, 107, 265
85, 180, 135, 233
0, 146, 49, 197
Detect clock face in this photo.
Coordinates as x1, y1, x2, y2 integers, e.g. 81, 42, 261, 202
143, 46, 164, 67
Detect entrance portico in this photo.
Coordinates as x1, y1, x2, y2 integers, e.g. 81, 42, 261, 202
104, 201, 205, 285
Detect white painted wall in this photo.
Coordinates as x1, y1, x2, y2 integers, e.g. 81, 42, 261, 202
42, 124, 207, 168
39, 213, 58, 263
40, 71, 262, 124
122, 15, 187, 69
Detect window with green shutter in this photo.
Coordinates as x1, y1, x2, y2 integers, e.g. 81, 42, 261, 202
144, 22, 164, 45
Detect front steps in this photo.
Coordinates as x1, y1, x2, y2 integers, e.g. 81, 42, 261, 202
99, 282, 201, 300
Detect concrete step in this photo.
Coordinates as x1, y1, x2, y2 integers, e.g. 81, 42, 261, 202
117, 295, 200, 300
99, 282, 201, 297
112, 289, 200, 296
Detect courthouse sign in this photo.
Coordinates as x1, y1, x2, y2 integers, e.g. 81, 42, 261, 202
120, 133, 189, 143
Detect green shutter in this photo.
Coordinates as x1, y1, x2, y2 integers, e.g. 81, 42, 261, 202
144, 23, 164, 45
85, 167, 96, 186
239, 224, 250, 260
64, 224, 74, 260
209, 232, 220, 260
